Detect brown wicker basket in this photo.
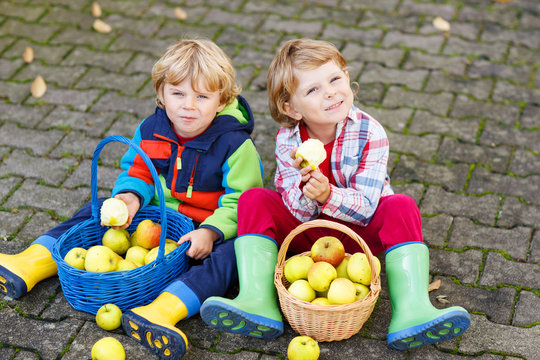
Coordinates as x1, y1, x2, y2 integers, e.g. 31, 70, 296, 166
274, 219, 381, 342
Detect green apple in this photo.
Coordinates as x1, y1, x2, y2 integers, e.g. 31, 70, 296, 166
311, 297, 331, 306
102, 228, 130, 256
125, 246, 149, 267
295, 138, 326, 170
130, 219, 161, 249
287, 279, 316, 302
64, 247, 87, 270
307, 261, 337, 293
95, 303, 122, 331
284, 255, 314, 283
335, 254, 350, 279
327, 278, 356, 305
84, 245, 119, 272
117, 259, 137, 271
287, 335, 320, 360
353, 282, 370, 301
100, 198, 129, 227
310, 236, 345, 267
91, 336, 125, 360
347, 252, 380, 285
144, 243, 177, 265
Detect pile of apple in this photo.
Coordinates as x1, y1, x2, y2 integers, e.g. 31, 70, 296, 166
64, 218, 178, 273
284, 236, 380, 305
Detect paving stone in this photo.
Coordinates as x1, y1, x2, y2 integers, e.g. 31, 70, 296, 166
361, 106, 412, 133
156, 20, 221, 40
458, 314, 540, 360
508, 44, 540, 65
360, 11, 420, 33
419, 21, 481, 41
391, 183, 425, 204
0, 80, 32, 104
513, 290, 540, 327
0, 58, 23, 79
359, 63, 428, 91
438, 138, 510, 173
0, 176, 20, 203
493, 80, 540, 105
430, 248, 482, 284
50, 27, 112, 49
0, 2, 46, 21
498, 196, 540, 228
40, 5, 94, 27
15, 211, 63, 245
105, 14, 161, 37
402, 51, 468, 75
382, 86, 453, 115
382, 31, 445, 54
510, 148, 540, 176
411, 349, 502, 360
391, 155, 469, 192
342, 43, 405, 68
530, 231, 540, 264
14, 62, 86, 88
421, 214, 453, 247
146, 3, 207, 22
519, 11, 540, 29
260, 15, 322, 37
3, 40, 72, 66
0, 123, 64, 156
26, 87, 102, 112
91, 91, 155, 118
61, 47, 133, 73
0, 19, 60, 43
341, 0, 399, 12
467, 60, 532, 86
108, 33, 171, 54
479, 252, 539, 289
322, 24, 383, 46
216, 27, 281, 52
0, 208, 31, 241
387, 132, 439, 161
449, 217, 530, 260
482, 24, 540, 49
63, 159, 122, 190
425, 71, 493, 100
123, 52, 157, 74
479, 120, 540, 152
398, 0, 456, 19
421, 186, 500, 225
301, 4, 358, 25
38, 107, 116, 138
76, 68, 149, 95
243, 1, 305, 16
458, 5, 518, 27
468, 167, 540, 205
202, 7, 264, 30
443, 37, 507, 61
409, 111, 480, 143
49, 131, 101, 159
355, 82, 386, 106
105, 112, 141, 138
0, 103, 53, 128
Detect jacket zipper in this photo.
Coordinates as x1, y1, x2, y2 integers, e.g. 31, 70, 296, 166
187, 154, 199, 198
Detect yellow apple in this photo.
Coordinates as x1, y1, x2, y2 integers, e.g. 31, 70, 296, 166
100, 198, 129, 227
95, 303, 122, 331
327, 278, 356, 305
144, 243, 177, 265
335, 254, 350, 279
125, 246, 149, 267
347, 252, 380, 285
310, 236, 345, 267
307, 261, 337, 293
353, 282, 370, 301
102, 228, 130, 256
91, 336, 125, 360
284, 255, 314, 283
64, 247, 87, 270
288, 279, 316, 302
287, 335, 320, 360
84, 245, 119, 272
311, 297, 331, 306
295, 138, 326, 170
130, 219, 161, 249
116, 259, 137, 271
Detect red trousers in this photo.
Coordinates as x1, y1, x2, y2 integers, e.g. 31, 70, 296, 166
237, 188, 423, 256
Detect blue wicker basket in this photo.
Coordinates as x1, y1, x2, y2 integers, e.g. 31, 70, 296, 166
51, 135, 194, 315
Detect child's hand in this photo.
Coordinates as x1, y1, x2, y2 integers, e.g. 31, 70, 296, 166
177, 228, 219, 260
302, 169, 331, 204
290, 148, 315, 182
108, 193, 140, 230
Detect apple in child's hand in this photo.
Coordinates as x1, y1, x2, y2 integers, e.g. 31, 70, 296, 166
64, 247, 87, 270
284, 255, 314, 283
310, 236, 345, 267
84, 245, 119, 272
295, 138, 326, 170
287, 335, 320, 360
102, 228, 130, 256
347, 252, 380, 285
288, 279, 316, 302
354, 282, 370, 301
130, 219, 161, 249
96, 303, 122, 331
125, 246, 149, 267
307, 261, 337, 293
327, 278, 356, 305
100, 198, 129, 227
91, 336, 125, 360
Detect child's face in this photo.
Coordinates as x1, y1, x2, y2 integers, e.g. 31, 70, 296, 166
285, 61, 353, 132
162, 78, 225, 138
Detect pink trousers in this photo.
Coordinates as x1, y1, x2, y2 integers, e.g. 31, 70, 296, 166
237, 188, 423, 256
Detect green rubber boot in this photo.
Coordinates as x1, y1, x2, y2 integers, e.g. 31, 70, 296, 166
386, 242, 470, 350
200, 234, 283, 339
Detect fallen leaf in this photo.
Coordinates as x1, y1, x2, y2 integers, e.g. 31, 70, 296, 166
433, 16, 451, 32
174, 7, 187, 20
91, 2, 102, 18
31, 75, 47, 98
436, 295, 450, 304
22, 46, 34, 63
428, 279, 441, 292
93, 19, 112, 34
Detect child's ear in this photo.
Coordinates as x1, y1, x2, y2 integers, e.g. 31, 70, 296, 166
283, 102, 303, 121
217, 103, 226, 113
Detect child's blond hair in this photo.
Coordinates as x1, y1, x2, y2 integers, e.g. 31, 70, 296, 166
267, 38, 349, 128
153, 39, 241, 109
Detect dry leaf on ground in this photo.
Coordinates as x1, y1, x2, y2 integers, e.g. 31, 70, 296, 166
428, 279, 442, 292
31, 75, 47, 98
436, 295, 450, 304
91, 2, 102, 18
93, 19, 112, 33
22, 47, 34, 63
174, 7, 187, 20
433, 16, 451, 32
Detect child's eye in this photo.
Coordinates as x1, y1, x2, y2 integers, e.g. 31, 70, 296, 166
174, 92, 184, 96
331, 76, 341, 82
307, 87, 317, 95
198, 95, 208, 99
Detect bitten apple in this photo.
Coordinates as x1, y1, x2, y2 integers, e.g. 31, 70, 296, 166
130, 219, 161, 249
84, 245, 119, 272
311, 236, 345, 267
95, 303, 122, 331
327, 278, 356, 305
287, 335, 320, 360
284, 255, 314, 283
295, 138, 326, 170
307, 261, 337, 293
100, 198, 129, 227
64, 247, 87, 270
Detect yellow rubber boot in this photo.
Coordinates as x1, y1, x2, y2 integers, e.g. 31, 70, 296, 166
122, 291, 189, 360
0, 244, 58, 298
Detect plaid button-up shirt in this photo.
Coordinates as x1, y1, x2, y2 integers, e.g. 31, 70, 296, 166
275, 105, 393, 226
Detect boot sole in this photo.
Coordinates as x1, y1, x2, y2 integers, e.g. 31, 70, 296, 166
0, 265, 27, 299
121, 310, 187, 360
387, 310, 471, 350
200, 299, 283, 339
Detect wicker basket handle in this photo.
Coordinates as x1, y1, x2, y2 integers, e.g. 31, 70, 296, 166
276, 219, 379, 286
90, 135, 170, 264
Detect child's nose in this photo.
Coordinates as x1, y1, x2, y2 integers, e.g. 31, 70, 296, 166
183, 96, 196, 109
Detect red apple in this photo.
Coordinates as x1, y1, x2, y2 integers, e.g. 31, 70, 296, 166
310, 236, 345, 267
130, 219, 161, 250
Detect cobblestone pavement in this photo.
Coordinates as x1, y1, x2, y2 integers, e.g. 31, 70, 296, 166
1, 0, 539, 359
